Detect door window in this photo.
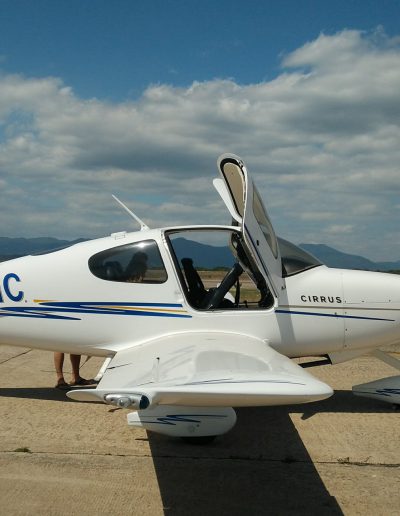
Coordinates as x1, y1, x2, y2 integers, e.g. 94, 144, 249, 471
252, 186, 279, 259
217, 153, 284, 300
167, 229, 273, 310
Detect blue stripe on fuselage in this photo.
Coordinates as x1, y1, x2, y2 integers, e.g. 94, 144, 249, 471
275, 309, 395, 322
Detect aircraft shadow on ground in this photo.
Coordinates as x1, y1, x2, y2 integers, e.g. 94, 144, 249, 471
295, 389, 399, 418
0, 386, 97, 402
0, 387, 396, 414
148, 406, 344, 516
1, 388, 395, 515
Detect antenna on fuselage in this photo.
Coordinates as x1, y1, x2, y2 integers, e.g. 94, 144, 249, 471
112, 194, 150, 231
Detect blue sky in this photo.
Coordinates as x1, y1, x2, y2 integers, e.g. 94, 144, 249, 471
2, 0, 399, 99
1, 0, 400, 260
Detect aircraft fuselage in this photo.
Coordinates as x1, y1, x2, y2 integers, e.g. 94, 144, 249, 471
0, 227, 399, 363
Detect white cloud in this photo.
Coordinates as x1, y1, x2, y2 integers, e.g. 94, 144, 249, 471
326, 224, 354, 235
0, 28, 399, 261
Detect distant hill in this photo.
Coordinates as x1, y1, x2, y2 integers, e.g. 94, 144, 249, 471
0, 237, 86, 261
300, 243, 400, 272
0, 236, 399, 272
171, 237, 235, 269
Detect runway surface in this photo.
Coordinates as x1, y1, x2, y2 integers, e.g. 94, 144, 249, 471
0, 345, 399, 515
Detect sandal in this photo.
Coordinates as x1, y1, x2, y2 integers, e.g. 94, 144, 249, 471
71, 377, 98, 386
55, 380, 71, 390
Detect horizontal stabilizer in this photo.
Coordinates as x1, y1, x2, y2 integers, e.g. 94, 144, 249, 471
353, 375, 400, 405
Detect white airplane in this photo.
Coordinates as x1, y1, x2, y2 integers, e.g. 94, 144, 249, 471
1, 153, 399, 443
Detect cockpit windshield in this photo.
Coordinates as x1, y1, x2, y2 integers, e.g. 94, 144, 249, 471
278, 238, 322, 277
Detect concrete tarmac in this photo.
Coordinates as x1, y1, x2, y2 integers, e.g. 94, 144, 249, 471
0, 345, 399, 515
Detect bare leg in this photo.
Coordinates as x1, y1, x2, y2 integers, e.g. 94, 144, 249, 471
54, 352, 68, 386
70, 354, 96, 386
70, 354, 82, 384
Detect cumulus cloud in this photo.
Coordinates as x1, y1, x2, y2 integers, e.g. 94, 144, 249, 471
0, 28, 399, 261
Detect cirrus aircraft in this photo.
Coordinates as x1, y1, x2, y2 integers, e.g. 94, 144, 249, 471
0, 154, 399, 442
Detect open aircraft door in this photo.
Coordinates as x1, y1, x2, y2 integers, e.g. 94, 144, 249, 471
214, 153, 285, 303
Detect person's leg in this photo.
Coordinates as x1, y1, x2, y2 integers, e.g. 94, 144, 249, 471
54, 352, 68, 387
70, 354, 81, 384
70, 354, 97, 385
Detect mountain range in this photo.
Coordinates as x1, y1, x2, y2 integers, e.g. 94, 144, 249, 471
0, 237, 86, 261
299, 243, 400, 272
0, 236, 399, 271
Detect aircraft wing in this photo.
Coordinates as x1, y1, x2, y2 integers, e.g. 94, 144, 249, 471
67, 332, 333, 408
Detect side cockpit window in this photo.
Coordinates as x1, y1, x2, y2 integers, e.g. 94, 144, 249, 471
166, 229, 273, 311
89, 240, 167, 284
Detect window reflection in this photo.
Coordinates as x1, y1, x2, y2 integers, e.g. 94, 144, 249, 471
89, 240, 167, 284
252, 186, 279, 258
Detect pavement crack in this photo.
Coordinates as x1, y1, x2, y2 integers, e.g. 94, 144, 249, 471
2, 449, 398, 469
333, 460, 399, 468
0, 349, 32, 365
